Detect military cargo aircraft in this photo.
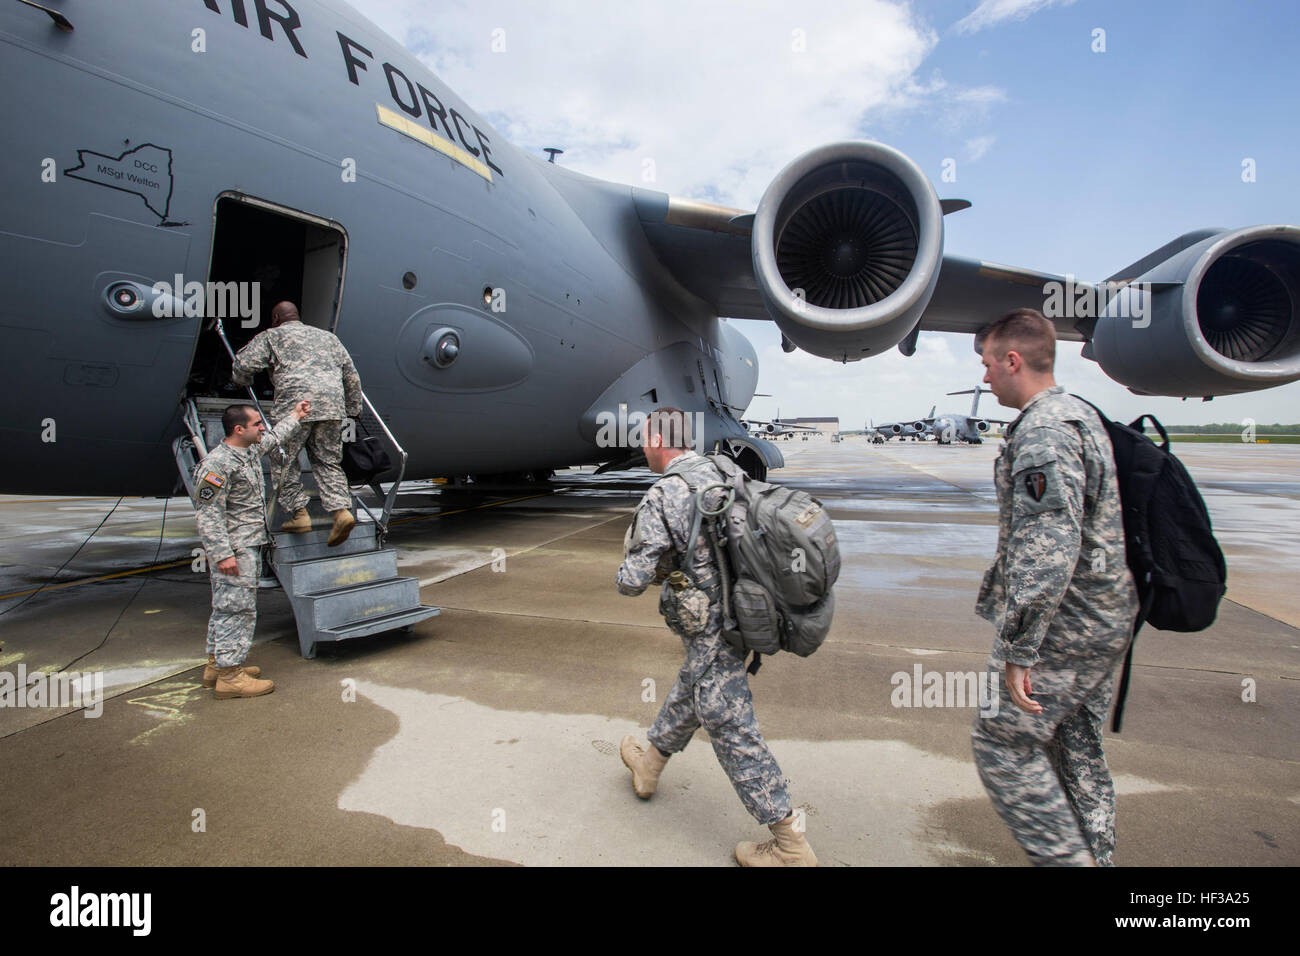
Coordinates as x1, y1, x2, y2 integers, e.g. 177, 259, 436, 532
743, 409, 819, 439
4, 0, 1300, 497
869, 408, 935, 441
929, 387, 1007, 445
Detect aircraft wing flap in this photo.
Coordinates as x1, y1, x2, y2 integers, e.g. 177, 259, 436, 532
634, 190, 773, 321
919, 255, 1088, 342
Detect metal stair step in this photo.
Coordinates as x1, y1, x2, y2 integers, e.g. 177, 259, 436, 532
319, 606, 441, 642
304, 577, 422, 630
278, 549, 398, 596
272, 523, 377, 563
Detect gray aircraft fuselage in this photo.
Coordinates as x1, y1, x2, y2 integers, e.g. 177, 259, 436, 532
0, 0, 761, 495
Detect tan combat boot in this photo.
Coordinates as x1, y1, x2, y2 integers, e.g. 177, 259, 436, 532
202, 654, 260, 687
213, 665, 275, 700
327, 509, 356, 546
281, 508, 311, 533
620, 735, 669, 799
735, 814, 818, 867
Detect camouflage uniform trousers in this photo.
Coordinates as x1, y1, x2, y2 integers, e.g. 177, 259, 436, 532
207, 547, 261, 669
273, 419, 352, 514
647, 637, 793, 826
970, 652, 1125, 866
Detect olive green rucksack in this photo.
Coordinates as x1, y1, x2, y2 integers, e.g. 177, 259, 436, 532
668, 454, 840, 672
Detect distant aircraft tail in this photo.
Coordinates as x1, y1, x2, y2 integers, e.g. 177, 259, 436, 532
948, 386, 991, 418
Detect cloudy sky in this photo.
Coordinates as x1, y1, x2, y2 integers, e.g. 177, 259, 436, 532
348, 0, 1300, 427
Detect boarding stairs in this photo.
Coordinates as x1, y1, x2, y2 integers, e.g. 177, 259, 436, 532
171, 319, 439, 659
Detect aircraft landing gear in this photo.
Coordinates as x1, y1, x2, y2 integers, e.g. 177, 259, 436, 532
725, 446, 767, 482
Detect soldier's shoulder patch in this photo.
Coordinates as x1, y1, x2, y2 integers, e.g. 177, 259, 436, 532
198, 485, 216, 501
1024, 470, 1047, 501
201, 471, 225, 489
1013, 457, 1066, 515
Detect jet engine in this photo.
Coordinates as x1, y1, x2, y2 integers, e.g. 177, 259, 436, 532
975, 420, 990, 432
1092, 226, 1300, 396
751, 142, 944, 361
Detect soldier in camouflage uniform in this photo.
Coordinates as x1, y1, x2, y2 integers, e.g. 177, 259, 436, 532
193, 400, 308, 698
970, 309, 1138, 866
615, 407, 816, 866
233, 301, 364, 547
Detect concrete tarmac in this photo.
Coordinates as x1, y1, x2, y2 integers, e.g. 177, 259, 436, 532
0, 439, 1296, 866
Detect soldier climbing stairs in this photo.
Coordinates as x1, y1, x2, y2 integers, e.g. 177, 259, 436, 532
172, 318, 438, 659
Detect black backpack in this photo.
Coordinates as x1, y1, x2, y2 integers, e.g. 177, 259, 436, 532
342, 435, 393, 484
1074, 398, 1227, 731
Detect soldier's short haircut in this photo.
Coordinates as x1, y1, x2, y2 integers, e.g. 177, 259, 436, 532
976, 308, 1056, 373
222, 404, 256, 436
646, 406, 693, 451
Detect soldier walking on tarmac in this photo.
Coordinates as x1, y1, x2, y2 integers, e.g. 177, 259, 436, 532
615, 406, 816, 866
194, 399, 309, 698
970, 309, 1138, 865
233, 301, 363, 547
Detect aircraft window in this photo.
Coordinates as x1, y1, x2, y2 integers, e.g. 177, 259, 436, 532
403, 271, 417, 290
482, 286, 493, 306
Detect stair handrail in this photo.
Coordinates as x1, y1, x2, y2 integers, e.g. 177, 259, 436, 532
181, 398, 208, 459
210, 318, 403, 541
358, 389, 407, 538
211, 316, 290, 529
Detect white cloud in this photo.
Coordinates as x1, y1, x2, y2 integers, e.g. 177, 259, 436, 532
965, 134, 996, 162
340, 1, 1300, 427
953, 0, 1078, 35
347, 0, 1000, 207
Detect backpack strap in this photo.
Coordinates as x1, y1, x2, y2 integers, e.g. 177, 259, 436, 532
1127, 414, 1170, 451
663, 463, 744, 655
1069, 394, 1160, 733
1111, 586, 1155, 734
662, 463, 732, 593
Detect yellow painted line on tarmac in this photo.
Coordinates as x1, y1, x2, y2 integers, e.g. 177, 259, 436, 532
1, 493, 555, 601
0, 559, 191, 602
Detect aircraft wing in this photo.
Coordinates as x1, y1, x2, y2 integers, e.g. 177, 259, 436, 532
632, 191, 768, 322
744, 418, 820, 437
630, 141, 1300, 399
869, 419, 928, 437
631, 190, 1087, 342
916, 256, 1086, 342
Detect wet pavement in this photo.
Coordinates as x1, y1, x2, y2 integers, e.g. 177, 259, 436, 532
0, 439, 1296, 866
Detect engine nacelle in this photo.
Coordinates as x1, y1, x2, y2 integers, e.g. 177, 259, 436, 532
975, 420, 990, 432
1092, 226, 1300, 396
751, 142, 944, 361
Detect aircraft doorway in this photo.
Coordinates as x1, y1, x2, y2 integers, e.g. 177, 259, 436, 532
186, 194, 348, 402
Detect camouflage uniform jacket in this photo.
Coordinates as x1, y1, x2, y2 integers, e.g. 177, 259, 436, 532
232, 322, 362, 423
617, 451, 732, 677
192, 416, 301, 564
976, 387, 1138, 668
